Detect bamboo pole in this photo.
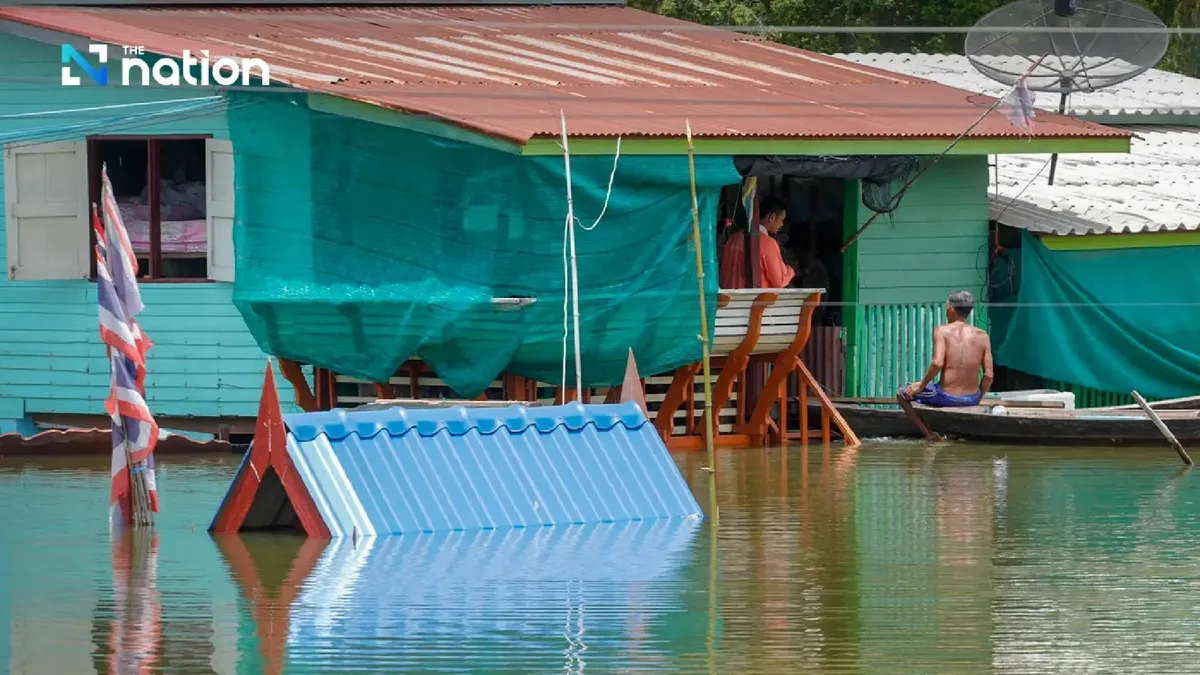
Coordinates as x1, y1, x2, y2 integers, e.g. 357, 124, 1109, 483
1133, 390, 1193, 466
686, 120, 718, 526
559, 110, 584, 395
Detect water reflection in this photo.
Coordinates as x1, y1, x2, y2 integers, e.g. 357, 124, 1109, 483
219, 520, 704, 674
5, 447, 1200, 673
93, 531, 162, 674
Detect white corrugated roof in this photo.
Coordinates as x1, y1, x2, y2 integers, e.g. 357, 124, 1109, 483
833, 53, 1200, 235
835, 52, 1200, 120
988, 127, 1200, 235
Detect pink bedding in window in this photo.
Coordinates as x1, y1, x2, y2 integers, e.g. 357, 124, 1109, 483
118, 202, 207, 254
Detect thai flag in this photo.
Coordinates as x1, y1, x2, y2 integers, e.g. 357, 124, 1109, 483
97, 165, 159, 526
108, 531, 161, 674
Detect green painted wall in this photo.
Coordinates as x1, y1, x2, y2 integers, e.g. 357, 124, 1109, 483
844, 156, 991, 397
854, 156, 990, 305
0, 35, 292, 424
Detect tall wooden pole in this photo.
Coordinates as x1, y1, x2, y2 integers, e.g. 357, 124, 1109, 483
560, 110, 584, 396
686, 120, 718, 525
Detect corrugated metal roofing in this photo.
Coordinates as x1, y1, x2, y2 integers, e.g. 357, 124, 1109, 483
832, 53, 1200, 235
0, 6, 1127, 142
835, 52, 1200, 121
288, 520, 699, 655
281, 401, 703, 536
990, 127, 1200, 235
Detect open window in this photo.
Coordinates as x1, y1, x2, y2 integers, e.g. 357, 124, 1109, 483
3, 136, 235, 282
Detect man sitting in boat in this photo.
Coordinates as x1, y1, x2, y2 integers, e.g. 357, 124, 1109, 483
719, 197, 795, 289
898, 290, 994, 407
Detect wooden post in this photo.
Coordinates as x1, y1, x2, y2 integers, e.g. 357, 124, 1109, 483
686, 120, 718, 526
799, 381, 809, 450
1133, 390, 1193, 466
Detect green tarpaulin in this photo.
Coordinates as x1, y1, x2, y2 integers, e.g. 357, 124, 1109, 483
227, 94, 740, 396
996, 232, 1200, 399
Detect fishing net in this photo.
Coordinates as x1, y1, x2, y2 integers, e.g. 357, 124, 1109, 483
860, 159, 921, 215
733, 154, 920, 215
226, 93, 740, 396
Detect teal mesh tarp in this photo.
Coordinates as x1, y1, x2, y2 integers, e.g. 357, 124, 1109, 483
228, 94, 740, 396
996, 232, 1200, 399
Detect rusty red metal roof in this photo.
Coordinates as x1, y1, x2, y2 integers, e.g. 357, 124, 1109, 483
0, 5, 1131, 143
0, 428, 232, 456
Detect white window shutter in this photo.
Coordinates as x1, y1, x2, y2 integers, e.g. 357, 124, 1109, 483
3, 140, 89, 280
206, 138, 235, 283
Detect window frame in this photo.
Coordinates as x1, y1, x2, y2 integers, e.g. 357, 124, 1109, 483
87, 133, 214, 283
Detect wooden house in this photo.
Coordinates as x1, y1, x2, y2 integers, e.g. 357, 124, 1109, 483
0, 3, 1131, 442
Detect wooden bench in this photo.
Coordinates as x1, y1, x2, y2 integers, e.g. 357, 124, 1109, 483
652, 287, 824, 449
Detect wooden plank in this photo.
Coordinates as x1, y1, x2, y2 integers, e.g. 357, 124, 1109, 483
1099, 394, 1200, 411
828, 396, 1066, 409
354, 398, 539, 411
1133, 390, 1193, 466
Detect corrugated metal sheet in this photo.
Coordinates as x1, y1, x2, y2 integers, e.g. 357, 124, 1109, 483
798, 326, 846, 397
0, 428, 232, 455
0, 6, 1126, 142
831, 53, 1200, 236
281, 401, 702, 536
835, 52, 1200, 120
286, 520, 699, 661
991, 127, 1200, 235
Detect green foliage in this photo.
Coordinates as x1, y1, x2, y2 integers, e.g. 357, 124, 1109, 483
631, 0, 1199, 76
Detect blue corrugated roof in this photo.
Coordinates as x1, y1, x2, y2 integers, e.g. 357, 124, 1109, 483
286, 402, 653, 441
282, 402, 702, 536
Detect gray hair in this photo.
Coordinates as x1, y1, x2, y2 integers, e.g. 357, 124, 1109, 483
948, 290, 974, 318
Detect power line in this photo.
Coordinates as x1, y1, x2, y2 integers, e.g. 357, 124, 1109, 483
23, 12, 1200, 33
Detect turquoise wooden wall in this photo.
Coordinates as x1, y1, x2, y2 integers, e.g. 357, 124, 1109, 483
0, 35, 291, 427
855, 156, 990, 304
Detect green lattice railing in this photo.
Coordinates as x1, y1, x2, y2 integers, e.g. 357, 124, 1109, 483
851, 302, 990, 399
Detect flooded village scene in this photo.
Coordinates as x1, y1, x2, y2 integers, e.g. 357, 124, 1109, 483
2, 0, 1200, 672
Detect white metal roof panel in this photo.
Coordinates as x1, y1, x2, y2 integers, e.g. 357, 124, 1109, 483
833, 52, 1200, 121
989, 127, 1200, 235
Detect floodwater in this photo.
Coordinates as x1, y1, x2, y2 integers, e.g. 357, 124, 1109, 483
2, 443, 1200, 674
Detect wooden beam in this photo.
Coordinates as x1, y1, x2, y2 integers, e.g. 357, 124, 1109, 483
1133, 390, 1193, 466
829, 396, 1066, 409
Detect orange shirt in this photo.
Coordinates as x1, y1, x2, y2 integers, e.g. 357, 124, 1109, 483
719, 227, 795, 289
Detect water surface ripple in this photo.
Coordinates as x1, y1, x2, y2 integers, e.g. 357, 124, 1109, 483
3, 443, 1200, 673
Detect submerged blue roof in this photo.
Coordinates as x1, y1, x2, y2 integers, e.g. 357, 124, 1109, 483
281, 402, 703, 537
285, 519, 706, 666
285, 401, 652, 442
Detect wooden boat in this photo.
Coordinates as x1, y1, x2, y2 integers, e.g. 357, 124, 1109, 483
802, 399, 1200, 445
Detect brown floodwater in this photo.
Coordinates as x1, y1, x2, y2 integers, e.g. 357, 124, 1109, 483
2, 441, 1199, 674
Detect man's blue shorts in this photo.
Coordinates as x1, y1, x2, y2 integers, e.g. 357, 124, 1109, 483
898, 382, 982, 407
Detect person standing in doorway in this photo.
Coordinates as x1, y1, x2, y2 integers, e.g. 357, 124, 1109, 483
719, 197, 795, 289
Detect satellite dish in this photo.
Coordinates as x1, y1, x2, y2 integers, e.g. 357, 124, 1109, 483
965, 0, 1168, 183
966, 0, 1169, 94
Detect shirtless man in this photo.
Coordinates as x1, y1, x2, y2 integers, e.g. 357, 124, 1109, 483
899, 290, 994, 408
